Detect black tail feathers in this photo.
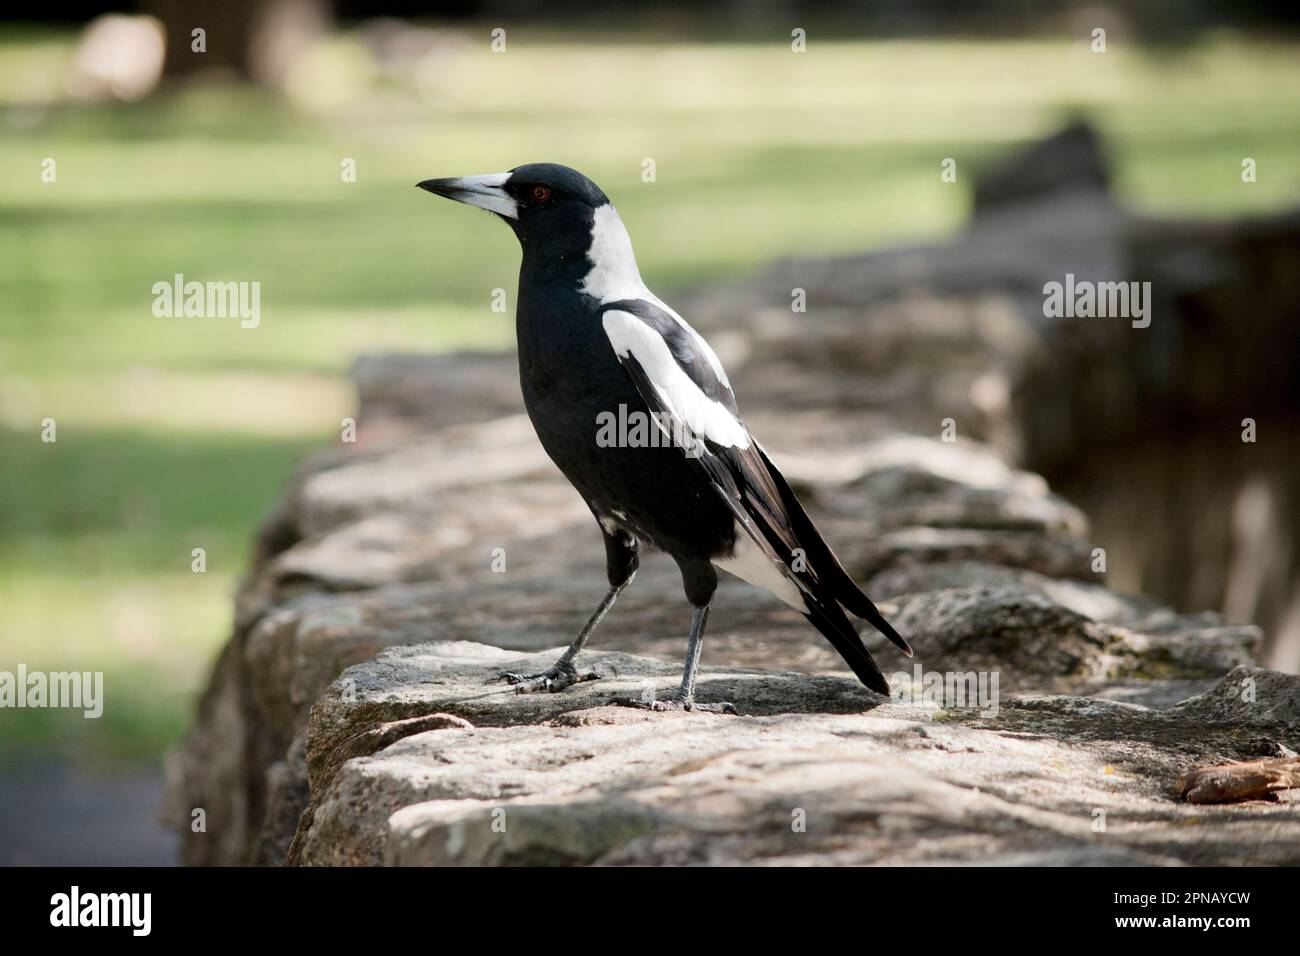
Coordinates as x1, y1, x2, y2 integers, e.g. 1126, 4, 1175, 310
801, 597, 891, 695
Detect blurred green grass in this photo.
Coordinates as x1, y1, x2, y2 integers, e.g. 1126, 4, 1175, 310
1, 28, 1298, 764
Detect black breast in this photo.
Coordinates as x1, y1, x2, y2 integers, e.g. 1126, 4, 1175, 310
515, 287, 735, 561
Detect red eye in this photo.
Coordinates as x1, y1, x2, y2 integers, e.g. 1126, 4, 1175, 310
532, 185, 551, 202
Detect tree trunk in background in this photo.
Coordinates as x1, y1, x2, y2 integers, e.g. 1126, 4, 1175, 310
147, 0, 331, 85
1021, 211, 1300, 673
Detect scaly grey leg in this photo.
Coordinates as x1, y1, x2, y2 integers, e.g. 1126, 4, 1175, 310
499, 575, 632, 694
613, 603, 736, 714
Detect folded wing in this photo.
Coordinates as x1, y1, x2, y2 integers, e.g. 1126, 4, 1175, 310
600, 299, 911, 694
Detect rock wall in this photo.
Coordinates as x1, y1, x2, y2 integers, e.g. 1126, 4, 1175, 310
162, 126, 1300, 866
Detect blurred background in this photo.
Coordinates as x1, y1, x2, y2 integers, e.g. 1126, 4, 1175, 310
1, 1, 1298, 864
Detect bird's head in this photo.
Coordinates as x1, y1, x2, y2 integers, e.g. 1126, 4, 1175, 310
417, 163, 610, 253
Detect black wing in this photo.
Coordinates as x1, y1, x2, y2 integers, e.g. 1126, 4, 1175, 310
600, 300, 911, 693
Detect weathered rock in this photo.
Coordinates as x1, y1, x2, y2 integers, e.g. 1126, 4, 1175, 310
286, 644, 1300, 866
162, 124, 1297, 866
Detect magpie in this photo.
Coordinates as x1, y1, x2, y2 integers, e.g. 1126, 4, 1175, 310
417, 164, 911, 711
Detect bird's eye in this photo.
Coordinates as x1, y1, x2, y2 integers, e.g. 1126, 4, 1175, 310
532, 185, 551, 203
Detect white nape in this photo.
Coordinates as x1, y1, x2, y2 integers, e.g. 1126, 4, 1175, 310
579, 203, 646, 304
584, 203, 735, 389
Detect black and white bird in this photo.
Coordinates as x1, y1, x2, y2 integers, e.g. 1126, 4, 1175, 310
418, 164, 910, 711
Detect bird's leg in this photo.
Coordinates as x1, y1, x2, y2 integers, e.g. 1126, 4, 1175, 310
615, 604, 736, 714
499, 576, 630, 694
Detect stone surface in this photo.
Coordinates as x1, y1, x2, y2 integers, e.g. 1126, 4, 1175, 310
162, 124, 1298, 866
289, 646, 1300, 866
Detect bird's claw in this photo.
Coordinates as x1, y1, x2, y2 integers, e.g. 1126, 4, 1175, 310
612, 694, 737, 715
496, 660, 598, 694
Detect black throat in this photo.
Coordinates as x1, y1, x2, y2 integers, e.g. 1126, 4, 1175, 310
512, 203, 597, 297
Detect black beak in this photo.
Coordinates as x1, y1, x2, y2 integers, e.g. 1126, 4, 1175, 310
416, 178, 456, 197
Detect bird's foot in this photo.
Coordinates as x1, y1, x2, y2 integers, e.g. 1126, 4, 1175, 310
497, 660, 598, 694
612, 692, 736, 715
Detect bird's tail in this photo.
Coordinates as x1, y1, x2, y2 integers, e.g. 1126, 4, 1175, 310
756, 445, 912, 658
801, 595, 891, 695
834, 580, 911, 657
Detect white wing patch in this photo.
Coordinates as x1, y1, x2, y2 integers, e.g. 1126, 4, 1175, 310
602, 309, 751, 450
660, 303, 733, 390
